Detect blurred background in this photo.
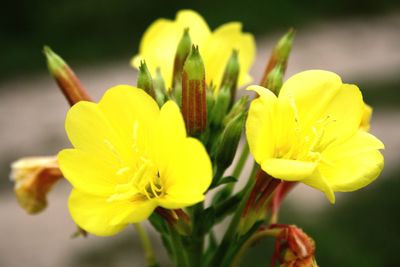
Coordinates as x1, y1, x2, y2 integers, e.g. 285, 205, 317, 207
1, 0, 399, 266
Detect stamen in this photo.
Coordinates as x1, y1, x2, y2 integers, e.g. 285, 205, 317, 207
103, 139, 122, 163
116, 167, 130, 175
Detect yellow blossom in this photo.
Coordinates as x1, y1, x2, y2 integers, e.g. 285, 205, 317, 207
246, 70, 384, 203
131, 9, 255, 91
58, 85, 212, 236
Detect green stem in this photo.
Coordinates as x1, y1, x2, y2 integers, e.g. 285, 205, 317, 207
214, 190, 244, 223
232, 142, 250, 178
213, 142, 249, 201
133, 223, 159, 267
169, 224, 189, 267
187, 203, 204, 267
230, 228, 281, 267
208, 161, 259, 267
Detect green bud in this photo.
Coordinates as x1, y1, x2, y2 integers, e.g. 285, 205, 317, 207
223, 95, 249, 126
172, 28, 192, 89
206, 85, 216, 117
137, 61, 156, 99
182, 45, 207, 135
153, 67, 167, 106
260, 28, 295, 89
210, 85, 231, 129
220, 50, 240, 105
215, 112, 246, 171
43, 46, 91, 106
265, 63, 284, 95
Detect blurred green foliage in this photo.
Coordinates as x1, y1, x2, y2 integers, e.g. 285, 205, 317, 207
1, 0, 399, 81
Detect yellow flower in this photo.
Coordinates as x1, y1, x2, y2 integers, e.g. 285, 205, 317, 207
58, 85, 212, 236
131, 9, 255, 91
246, 70, 384, 203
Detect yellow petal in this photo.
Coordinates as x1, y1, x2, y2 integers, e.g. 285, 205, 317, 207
245, 85, 278, 163
261, 158, 317, 181
69, 189, 157, 236
320, 130, 384, 192
58, 149, 118, 196
360, 103, 372, 131
98, 85, 159, 160
132, 10, 211, 89
64, 101, 125, 165
157, 100, 186, 148
159, 137, 212, 209
302, 171, 336, 203
279, 70, 364, 143
202, 22, 256, 90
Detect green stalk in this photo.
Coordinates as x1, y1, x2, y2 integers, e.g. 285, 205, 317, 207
230, 228, 281, 267
213, 142, 249, 201
187, 203, 204, 267
208, 161, 259, 267
169, 224, 190, 267
232, 142, 250, 178
133, 223, 159, 267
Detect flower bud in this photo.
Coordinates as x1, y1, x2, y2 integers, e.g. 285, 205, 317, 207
172, 28, 192, 90
181, 45, 207, 135
153, 67, 168, 106
43, 46, 91, 106
264, 63, 284, 95
220, 50, 240, 105
210, 85, 231, 129
260, 29, 295, 88
215, 111, 245, 171
223, 95, 249, 126
10, 156, 63, 214
137, 61, 156, 99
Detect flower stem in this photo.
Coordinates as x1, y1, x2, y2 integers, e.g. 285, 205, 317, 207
168, 224, 190, 267
232, 142, 250, 179
230, 228, 281, 267
133, 223, 159, 267
208, 161, 259, 267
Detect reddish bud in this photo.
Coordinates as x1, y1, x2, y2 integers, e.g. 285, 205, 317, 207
43, 46, 91, 106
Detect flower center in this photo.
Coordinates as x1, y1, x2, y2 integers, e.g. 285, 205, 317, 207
276, 98, 337, 163
107, 158, 164, 203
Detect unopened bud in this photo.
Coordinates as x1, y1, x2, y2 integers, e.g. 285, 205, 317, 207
220, 50, 240, 105
181, 45, 207, 135
10, 156, 63, 214
153, 67, 167, 106
210, 85, 231, 128
223, 96, 249, 126
137, 61, 156, 99
206, 85, 216, 117
172, 28, 192, 89
264, 63, 284, 95
43, 46, 91, 106
215, 112, 245, 171
260, 29, 295, 88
